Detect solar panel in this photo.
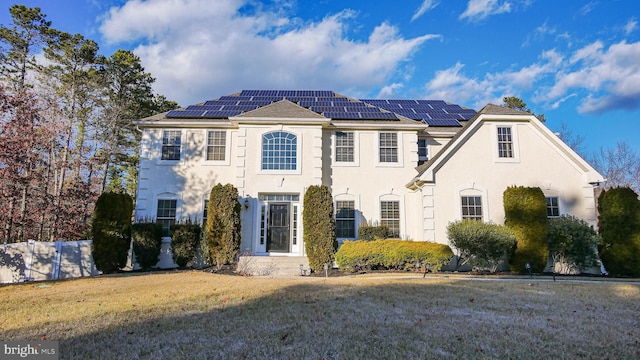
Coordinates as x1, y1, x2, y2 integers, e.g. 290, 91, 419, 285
219, 96, 252, 101
166, 110, 206, 118
203, 110, 244, 118
185, 105, 223, 111
323, 112, 362, 119
346, 107, 381, 112
219, 105, 259, 111
361, 112, 398, 120
310, 106, 344, 113
424, 118, 462, 127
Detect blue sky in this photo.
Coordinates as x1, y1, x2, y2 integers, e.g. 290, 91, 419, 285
2, 0, 639, 157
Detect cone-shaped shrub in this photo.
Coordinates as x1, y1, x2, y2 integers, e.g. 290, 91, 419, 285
206, 183, 241, 268
504, 186, 548, 273
171, 220, 201, 268
91, 192, 133, 273
303, 185, 337, 271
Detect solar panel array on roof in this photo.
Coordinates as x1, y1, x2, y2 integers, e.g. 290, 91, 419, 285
360, 99, 475, 126
163, 90, 475, 122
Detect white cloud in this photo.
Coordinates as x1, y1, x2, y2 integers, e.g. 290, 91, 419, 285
624, 18, 637, 35
579, 1, 597, 16
459, 0, 511, 22
99, 0, 438, 105
411, 0, 439, 22
376, 83, 404, 98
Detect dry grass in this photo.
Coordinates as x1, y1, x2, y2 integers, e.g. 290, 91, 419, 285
1, 271, 639, 359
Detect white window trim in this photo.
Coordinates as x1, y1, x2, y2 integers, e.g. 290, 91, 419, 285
332, 131, 360, 167
492, 124, 520, 163
375, 131, 404, 168
155, 192, 181, 238
334, 193, 360, 242
202, 129, 231, 166
376, 193, 404, 238
456, 187, 488, 222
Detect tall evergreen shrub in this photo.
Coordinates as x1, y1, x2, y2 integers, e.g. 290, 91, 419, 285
171, 220, 201, 268
132, 221, 163, 270
303, 185, 337, 271
91, 192, 133, 273
503, 186, 548, 273
206, 183, 241, 268
598, 187, 640, 277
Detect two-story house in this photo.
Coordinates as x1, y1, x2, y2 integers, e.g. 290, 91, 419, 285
133, 90, 603, 268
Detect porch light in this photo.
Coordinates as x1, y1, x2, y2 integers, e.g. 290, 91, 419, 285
244, 198, 250, 210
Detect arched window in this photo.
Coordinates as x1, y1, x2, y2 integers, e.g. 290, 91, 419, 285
262, 131, 297, 170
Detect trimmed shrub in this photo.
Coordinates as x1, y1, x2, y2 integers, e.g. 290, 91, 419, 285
447, 219, 516, 272
358, 224, 392, 240
336, 239, 453, 273
504, 186, 549, 273
171, 221, 201, 268
206, 183, 241, 268
132, 222, 163, 270
303, 185, 337, 271
598, 187, 640, 277
548, 215, 601, 273
91, 192, 133, 273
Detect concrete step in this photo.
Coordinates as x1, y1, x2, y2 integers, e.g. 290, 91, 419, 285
237, 256, 309, 276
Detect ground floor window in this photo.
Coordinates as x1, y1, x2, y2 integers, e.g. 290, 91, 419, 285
157, 199, 177, 236
336, 200, 355, 238
546, 196, 560, 217
380, 201, 400, 237
461, 196, 482, 221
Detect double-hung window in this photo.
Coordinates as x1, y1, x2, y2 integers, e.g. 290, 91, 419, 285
335, 201, 355, 238
497, 127, 513, 158
335, 132, 354, 162
461, 196, 482, 221
206, 131, 226, 161
262, 131, 297, 170
379, 132, 398, 163
380, 201, 400, 237
546, 197, 560, 217
417, 138, 428, 165
157, 199, 177, 236
162, 130, 181, 160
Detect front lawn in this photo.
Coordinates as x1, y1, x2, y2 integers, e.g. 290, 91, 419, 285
1, 272, 638, 359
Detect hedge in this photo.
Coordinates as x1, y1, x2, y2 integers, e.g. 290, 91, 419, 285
335, 239, 453, 273
303, 185, 337, 271
91, 192, 133, 273
504, 186, 548, 273
171, 221, 201, 268
358, 225, 392, 240
132, 222, 163, 270
598, 187, 640, 277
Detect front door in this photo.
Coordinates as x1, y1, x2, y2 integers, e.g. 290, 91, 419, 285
267, 203, 290, 252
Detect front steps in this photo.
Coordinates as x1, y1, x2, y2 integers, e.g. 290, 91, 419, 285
237, 256, 309, 276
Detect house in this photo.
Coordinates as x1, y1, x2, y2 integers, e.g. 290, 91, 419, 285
133, 90, 604, 268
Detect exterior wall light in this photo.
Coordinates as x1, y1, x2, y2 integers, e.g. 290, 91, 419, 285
244, 198, 250, 210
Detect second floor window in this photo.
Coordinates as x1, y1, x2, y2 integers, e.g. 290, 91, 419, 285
162, 130, 181, 160
335, 131, 354, 162
379, 132, 398, 163
206, 130, 226, 161
418, 138, 428, 165
497, 127, 513, 158
262, 131, 297, 170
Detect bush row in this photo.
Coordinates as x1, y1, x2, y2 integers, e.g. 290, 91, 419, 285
335, 239, 453, 273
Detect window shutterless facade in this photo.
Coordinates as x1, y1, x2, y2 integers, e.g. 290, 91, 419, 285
461, 196, 482, 221
157, 199, 177, 236
497, 127, 513, 158
380, 201, 400, 237
206, 130, 226, 161
546, 196, 560, 217
418, 138, 428, 165
262, 131, 297, 170
379, 132, 398, 163
335, 200, 355, 238
335, 131, 354, 162
161, 130, 181, 160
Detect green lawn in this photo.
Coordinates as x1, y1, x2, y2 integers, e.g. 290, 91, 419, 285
1, 272, 639, 359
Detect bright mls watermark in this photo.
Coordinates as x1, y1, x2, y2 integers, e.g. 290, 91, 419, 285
2, 341, 59, 359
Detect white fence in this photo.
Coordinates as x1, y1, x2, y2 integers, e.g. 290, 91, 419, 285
0, 240, 98, 284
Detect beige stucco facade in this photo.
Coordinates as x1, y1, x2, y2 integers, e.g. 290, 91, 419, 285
134, 94, 604, 268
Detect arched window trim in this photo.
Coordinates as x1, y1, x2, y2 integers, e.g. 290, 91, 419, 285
261, 131, 298, 171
